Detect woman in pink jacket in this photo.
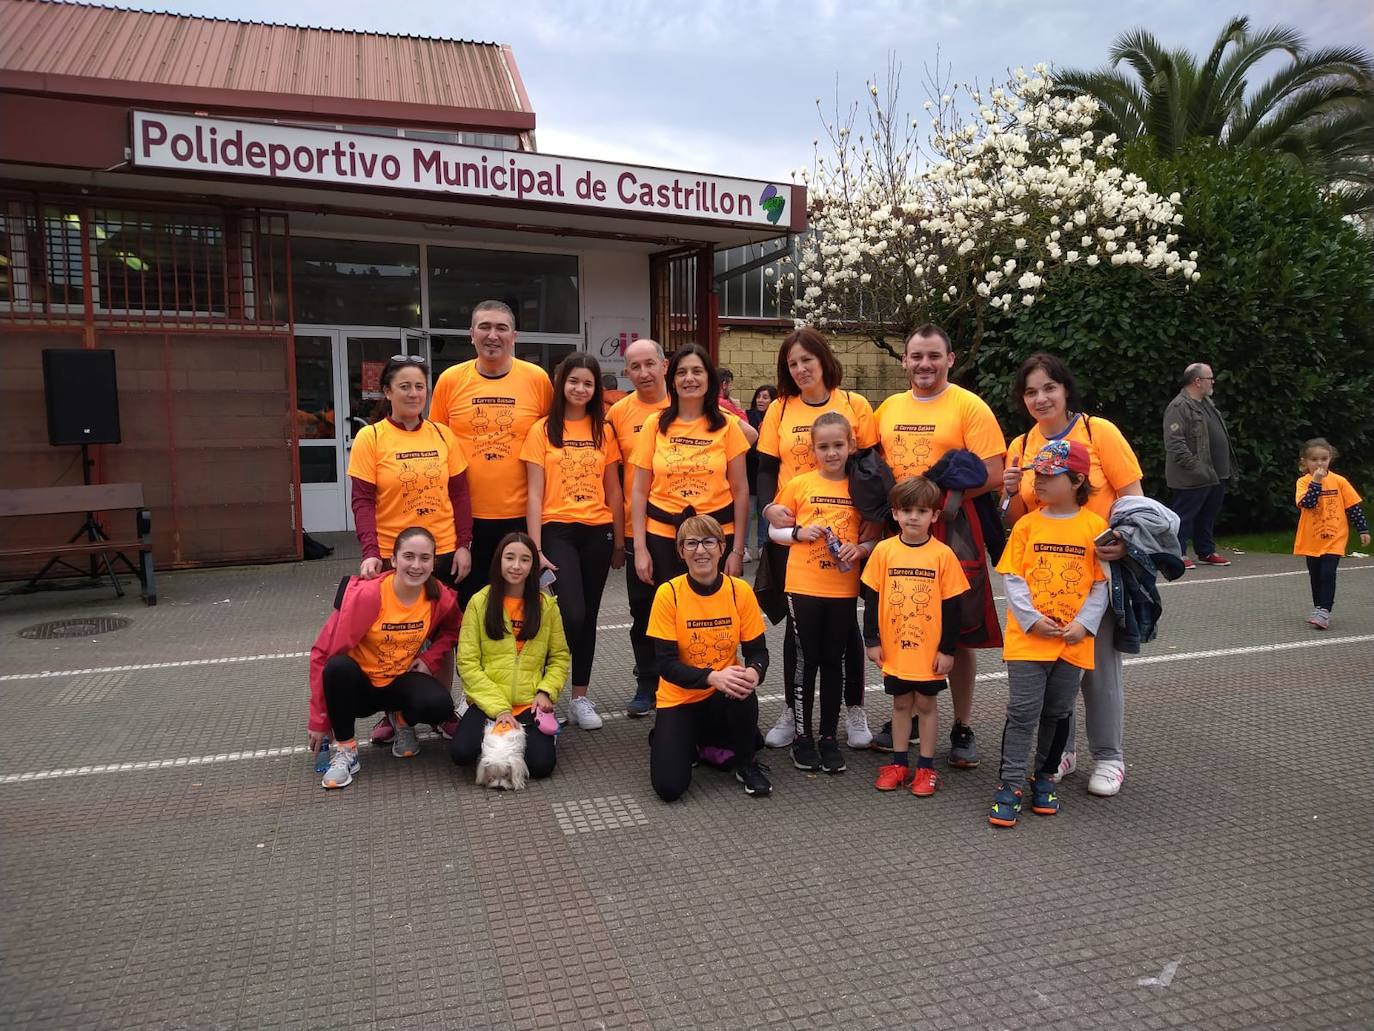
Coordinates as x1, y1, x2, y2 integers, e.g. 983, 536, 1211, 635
307, 526, 462, 790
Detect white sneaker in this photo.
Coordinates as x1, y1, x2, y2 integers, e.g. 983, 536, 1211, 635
568, 696, 604, 730
844, 705, 873, 749
1087, 759, 1125, 796
764, 707, 796, 748
1052, 751, 1077, 782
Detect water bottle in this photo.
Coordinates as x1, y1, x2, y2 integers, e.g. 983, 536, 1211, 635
314, 738, 331, 774
823, 527, 853, 573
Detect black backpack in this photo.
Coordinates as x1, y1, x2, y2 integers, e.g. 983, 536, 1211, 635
846, 447, 897, 525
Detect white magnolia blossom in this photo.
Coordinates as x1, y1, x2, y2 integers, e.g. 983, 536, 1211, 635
785, 65, 1198, 352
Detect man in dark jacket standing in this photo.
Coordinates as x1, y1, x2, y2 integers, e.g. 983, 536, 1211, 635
1163, 363, 1235, 568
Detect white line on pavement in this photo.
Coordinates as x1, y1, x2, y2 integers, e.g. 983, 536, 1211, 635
1, 634, 1369, 787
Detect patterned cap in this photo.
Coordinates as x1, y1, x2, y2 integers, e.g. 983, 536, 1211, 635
1032, 438, 1091, 477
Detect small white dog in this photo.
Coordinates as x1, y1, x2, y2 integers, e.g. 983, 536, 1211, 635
475, 720, 529, 790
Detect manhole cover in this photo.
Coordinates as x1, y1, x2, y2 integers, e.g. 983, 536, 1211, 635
18, 616, 131, 639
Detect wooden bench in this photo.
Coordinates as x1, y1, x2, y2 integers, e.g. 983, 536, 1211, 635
0, 483, 157, 605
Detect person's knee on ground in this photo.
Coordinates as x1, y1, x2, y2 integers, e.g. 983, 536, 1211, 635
448, 706, 486, 766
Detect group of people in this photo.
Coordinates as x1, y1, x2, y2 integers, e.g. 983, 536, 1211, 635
304, 300, 1368, 822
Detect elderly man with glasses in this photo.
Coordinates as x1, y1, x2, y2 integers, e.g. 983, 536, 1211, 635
1163, 362, 1236, 569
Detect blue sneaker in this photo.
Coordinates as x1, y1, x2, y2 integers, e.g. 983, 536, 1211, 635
626, 689, 655, 717
1030, 774, 1060, 816
988, 781, 1023, 828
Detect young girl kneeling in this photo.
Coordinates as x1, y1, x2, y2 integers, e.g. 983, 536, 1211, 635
448, 533, 570, 780
990, 440, 1109, 827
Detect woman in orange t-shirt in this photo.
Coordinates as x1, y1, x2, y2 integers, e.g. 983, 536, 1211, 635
630, 344, 751, 587
521, 353, 625, 730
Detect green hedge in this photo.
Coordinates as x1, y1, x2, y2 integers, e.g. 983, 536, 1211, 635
970, 142, 1374, 530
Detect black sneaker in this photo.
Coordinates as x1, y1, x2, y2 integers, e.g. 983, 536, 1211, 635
948, 721, 979, 768
818, 736, 846, 774
791, 735, 822, 771
735, 762, 773, 797
869, 721, 917, 753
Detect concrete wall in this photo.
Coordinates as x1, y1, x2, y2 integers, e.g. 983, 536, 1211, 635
717, 325, 908, 407
580, 249, 650, 385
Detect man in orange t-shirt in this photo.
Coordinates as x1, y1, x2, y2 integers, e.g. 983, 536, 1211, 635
873, 324, 1006, 765
429, 300, 553, 605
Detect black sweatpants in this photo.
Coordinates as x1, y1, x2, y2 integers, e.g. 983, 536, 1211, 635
1306, 554, 1341, 611
626, 539, 659, 696
787, 594, 857, 739
447, 704, 557, 779
650, 690, 760, 802
322, 655, 455, 742
542, 521, 614, 686
768, 541, 865, 714
459, 516, 527, 608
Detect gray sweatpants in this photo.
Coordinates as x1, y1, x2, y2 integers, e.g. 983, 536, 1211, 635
1060, 607, 1124, 763
1000, 659, 1083, 785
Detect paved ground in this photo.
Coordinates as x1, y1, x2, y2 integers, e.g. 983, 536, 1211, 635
1, 536, 1371, 1031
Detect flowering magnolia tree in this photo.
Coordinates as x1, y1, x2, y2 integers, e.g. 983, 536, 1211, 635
782, 63, 1200, 370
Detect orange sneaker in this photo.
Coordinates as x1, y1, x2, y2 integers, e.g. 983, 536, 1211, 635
874, 763, 913, 791
910, 766, 943, 797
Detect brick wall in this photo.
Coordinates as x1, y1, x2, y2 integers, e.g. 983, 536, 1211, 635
717, 325, 908, 406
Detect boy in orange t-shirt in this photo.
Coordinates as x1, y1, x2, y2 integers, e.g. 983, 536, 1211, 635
990, 440, 1109, 828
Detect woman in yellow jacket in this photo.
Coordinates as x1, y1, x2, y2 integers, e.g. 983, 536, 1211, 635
448, 532, 570, 779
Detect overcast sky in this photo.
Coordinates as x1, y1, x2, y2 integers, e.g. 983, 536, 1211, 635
116, 0, 1372, 181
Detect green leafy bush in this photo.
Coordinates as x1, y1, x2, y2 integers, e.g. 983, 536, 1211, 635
971, 142, 1374, 530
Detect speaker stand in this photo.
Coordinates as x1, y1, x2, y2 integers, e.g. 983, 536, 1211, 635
25, 445, 126, 598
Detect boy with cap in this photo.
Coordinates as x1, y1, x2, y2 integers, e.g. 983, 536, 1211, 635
989, 440, 1110, 828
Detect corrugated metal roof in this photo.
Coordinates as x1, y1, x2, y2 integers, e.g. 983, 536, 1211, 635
0, 0, 532, 118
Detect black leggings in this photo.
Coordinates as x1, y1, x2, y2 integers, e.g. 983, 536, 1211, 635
650, 691, 760, 802
644, 530, 735, 585
447, 704, 557, 779
787, 594, 858, 739
626, 539, 658, 695
322, 655, 455, 742
542, 521, 614, 686
1306, 554, 1341, 610
768, 541, 865, 714
459, 516, 527, 608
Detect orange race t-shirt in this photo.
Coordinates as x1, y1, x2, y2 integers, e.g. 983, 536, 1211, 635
606, 392, 671, 534
773, 471, 864, 598
995, 507, 1108, 669
348, 578, 434, 687
860, 535, 969, 680
631, 410, 749, 538
647, 575, 766, 709
1007, 416, 1142, 522
347, 418, 468, 556
502, 595, 528, 657
429, 358, 553, 519
1294, 472, 1363, 557
757, 391, 879, 490
875, 384, 1005, 481
520, 415, 621, 526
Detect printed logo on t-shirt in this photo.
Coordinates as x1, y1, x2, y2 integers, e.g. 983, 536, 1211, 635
470, 396, 518, 462
885, 566, 938, 653
557, 438, 604, 505
393, 448, 444, 518
684, 616, 737, 667
664, 435, 714, 501
886, 423, 937, 474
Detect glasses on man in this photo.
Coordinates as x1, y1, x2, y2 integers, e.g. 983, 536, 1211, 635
681, 538, 722, 552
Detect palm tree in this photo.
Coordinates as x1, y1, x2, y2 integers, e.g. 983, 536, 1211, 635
1056, 15, 1374, 216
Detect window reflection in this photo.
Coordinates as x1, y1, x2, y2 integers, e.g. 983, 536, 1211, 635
428, 246, 578, 333
288, 238, 420, 326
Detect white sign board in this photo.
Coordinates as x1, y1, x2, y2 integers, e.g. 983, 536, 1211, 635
131, 112, 796, 230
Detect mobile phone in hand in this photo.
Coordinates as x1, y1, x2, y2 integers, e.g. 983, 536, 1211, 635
539, 568, 556, 590
1093, 528, 1120, 548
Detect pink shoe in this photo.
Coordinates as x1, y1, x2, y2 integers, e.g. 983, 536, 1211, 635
436, 716, 459, 740
697, 745, 735, 769
370, 713, 394, 745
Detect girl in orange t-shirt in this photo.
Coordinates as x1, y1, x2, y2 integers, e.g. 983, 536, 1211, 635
1294, 438, 1369, 630
521, 354, 625, 730
763, 413, 881, 775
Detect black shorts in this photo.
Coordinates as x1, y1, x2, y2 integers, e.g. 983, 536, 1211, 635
883, 674, 947, 698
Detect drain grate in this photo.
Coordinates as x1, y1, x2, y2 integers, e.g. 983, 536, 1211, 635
18, 616, 132, 640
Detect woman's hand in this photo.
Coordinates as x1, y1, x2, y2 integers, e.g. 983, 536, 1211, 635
494, 711, 518, 731
308, 730, 329, 751
724, 550, 744, 577
533, 691, 554, 713
408, 657, 431, 676
359, 557, 383, 579
1096, 538, 1127, 562
610, 544, 626, 571
794, 524, 824, 544
1001, 462, 1023, 498
635, 547, 654, 586
837, 542, 863, 564
764, 504, 796, 529
452, 548, 472, 583
707, 666, 755, 699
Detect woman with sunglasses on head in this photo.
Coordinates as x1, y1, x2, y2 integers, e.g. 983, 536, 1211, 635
348, 354, 472, 743
520, 353, 625, 731
630, 344, 751, 589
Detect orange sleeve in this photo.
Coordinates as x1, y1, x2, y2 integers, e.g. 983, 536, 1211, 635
962, 391, 1007, 460
860, 542, 885, 593
346, 424, 378, 483
1340, 475, 1363, 507
519, 418, 549, 467
647, 581, 677, 640
723, 418, 749, 462
757, 400, 782, 459
603, 429, 622, 465
774, 477, 803, 515
1295, 475, 1312, 505
1093, 419, 1143, 490
438, 424, 467, 477
631, 412, 661, 468
996, 519, 1029, 578
735, 581, 766, 639
429, 370, 455, 428
848, 393, 879, 448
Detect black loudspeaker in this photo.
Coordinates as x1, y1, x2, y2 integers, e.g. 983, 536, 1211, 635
42, 348, 122, 446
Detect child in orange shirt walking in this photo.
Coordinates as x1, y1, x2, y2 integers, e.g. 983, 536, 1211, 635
989, 440, 1109, 827
1294, 438, 1369, 630
862, 477, 970, 797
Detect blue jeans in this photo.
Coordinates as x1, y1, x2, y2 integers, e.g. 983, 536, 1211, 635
1170, 480, 1227, 557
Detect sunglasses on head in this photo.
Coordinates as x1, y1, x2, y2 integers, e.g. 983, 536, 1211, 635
390, 354, 427, 366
